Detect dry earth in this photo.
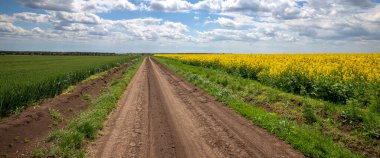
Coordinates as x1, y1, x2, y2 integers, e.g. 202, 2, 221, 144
89, 58, 304, 158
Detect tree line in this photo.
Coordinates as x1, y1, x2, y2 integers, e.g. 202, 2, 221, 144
0, 51, 118, 56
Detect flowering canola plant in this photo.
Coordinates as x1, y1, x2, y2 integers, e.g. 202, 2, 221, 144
156, 54, 380, 83
156, 54, 380, 103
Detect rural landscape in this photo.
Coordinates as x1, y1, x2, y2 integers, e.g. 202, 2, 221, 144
1, 0, 380, 158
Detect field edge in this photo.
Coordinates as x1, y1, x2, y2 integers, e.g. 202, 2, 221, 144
33, 57, 144, 157
154, 57, 360, 158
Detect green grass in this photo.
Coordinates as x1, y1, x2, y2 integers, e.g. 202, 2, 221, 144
40, 57, 143, 158
178, 58, 379, 105
62, 70, 109, 95
0, 55, 139, 117
48, 108, 64, 127
155, 57, 369, 158
83, 94, 92, 101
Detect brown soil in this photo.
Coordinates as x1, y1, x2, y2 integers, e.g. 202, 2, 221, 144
89, 57, 304, 158
0, 63, 132, 158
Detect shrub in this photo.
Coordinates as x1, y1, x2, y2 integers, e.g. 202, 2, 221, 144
341, 99, 364, 125
303, 102, 317, 124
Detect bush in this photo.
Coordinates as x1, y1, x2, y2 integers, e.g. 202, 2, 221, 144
341, 99, 364, 125
362, 113, 380, 139
369, 86, 380, 114
303, 102, 317, 124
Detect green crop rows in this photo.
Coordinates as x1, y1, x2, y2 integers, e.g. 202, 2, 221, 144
0, 55, 137, 116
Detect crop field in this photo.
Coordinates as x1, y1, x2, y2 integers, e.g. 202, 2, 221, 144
155, 54, 380, 157
0, 55, 137, 116
1, 54, 379, 158
157, 54, 380, 104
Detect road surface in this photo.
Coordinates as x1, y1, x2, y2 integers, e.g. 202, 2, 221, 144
89, 57, 304, 158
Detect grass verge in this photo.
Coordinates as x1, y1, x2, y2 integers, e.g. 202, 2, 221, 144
62, 70, 109, 95
155, 57, 363, 158
36, 57, 143, 158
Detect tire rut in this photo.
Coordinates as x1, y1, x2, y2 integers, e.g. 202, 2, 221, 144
89, 57, 304, 158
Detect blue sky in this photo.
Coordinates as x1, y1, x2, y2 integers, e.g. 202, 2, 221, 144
0, 0, 380, 53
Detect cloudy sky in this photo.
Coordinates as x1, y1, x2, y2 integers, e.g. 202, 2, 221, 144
0, 0, 380, 53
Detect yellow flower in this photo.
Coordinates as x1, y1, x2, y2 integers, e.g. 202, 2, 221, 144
155, 54, 380, 83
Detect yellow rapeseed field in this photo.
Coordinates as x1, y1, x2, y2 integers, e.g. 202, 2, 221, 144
156, 54, 380, 103
156, 54, 380, 83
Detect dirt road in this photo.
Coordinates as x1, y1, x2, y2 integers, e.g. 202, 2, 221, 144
90, 57, 304, 158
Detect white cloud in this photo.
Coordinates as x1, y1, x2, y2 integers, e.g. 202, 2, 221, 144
275, 31, 297, 41
76, 0, 137, 13
0, 14, 14, 22
209, 13, 256, 27
105, 18, 190, 41
215, 17, 240, 27
19, 0, 137, 13
194, 0, 306, 19
307, 0, 374, 9
3, 0, 380, 52
31, 27, 44, 34
55, 23, 92, 32
356, 5, 380, 22
14, 12, 51, 23
193, 0, 221, 10
145, 0, 193, 12
163, 21, 189, 32
340, 0, 373, 8
19, 0, 75, 12
198, 29, 243, 41
196, 26, 299, 43
0, 22, 26, 33
1, 10, 192, 42
52, 12, 101, 24
197, 29, 261, 42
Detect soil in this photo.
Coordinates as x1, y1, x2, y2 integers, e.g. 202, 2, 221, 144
89, 57, 304, 158
0, 63, 132, 158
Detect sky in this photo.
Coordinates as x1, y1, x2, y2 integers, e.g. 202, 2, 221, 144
0, 0, 380, 53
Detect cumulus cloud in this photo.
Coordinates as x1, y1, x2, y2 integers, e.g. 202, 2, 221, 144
356, 5, 380, 22
208, 13, 256, 27
104, 18, 190, 41
196, 26, 299, 43
275, 31, 297, 41
193, 0, 308, 20
19, 0, 137, 13
197, 0, 380, 42
54, 23, 92, 32
2, 0, 379, 50
31, 27, 44, 34
0, 22, 26, 33
197, 27, 279, 42
14, 12, 51, 23
1, 9, 192, 42
0, 14, 13, 22
145, 0, 193, 12
215, 17, 240, 27
337, 0, 373, 8
76, 0, 137, 13
52, 12, 101, 24
198, 29, 247, 41
19, 0, 75, 12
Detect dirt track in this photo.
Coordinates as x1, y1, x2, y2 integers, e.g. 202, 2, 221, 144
0, 63, 132, 158
90, 57, 304, 158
